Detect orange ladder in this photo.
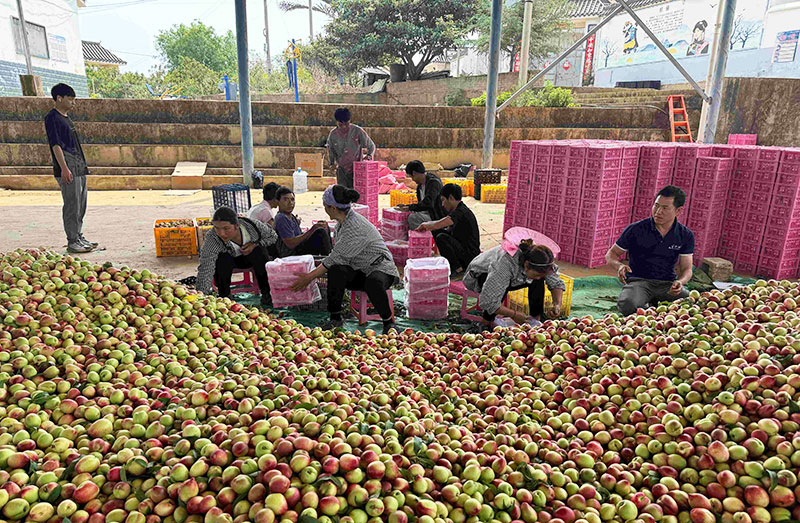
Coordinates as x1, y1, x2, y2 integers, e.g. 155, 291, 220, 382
668, 95, 693, 142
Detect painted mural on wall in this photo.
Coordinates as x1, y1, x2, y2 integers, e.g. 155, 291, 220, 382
596, 0, 768, 69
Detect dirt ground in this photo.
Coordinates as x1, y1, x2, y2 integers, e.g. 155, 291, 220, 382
0, 189, 615, 281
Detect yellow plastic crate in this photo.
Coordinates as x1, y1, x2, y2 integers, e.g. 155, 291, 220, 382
441, 178, 474, 197
481, 184, 507, 204
390, 190, 417, 207
507, 274, 574, 317
154, 219, 198, 257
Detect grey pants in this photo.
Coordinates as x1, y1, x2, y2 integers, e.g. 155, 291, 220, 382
617, 277, 690, 316
407, 211, 431, 231
58, 175, 88, 243
336, 166, 354, 189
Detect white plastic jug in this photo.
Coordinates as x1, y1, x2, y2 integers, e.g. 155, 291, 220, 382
293, 168, 308, 194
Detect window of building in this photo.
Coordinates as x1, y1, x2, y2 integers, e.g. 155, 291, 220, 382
11, 17, 50, 59
48, 34, 68, 62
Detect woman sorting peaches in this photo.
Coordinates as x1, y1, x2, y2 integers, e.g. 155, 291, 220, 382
463, 239, 565, 325
291, 185, 398, 334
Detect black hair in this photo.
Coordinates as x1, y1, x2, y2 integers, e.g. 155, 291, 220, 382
657, 185, 687, 209
441, 183, 463, 200
694, 20, 708, 32
334, 108, 352, 123
405, 160, 426, 176
276, 187, 294, 200
51, 83, 76, 100
212, 206, 238, 225
331, 184, 360, 205
263, 182, 280, 201
518, 241, 555, 274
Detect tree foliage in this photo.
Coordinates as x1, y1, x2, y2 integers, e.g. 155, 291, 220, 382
315, 0, 480, 81
155, 21, 237, 75
474, 0, 571, 71
86, 66, 150, 99
279, 0, 334, 18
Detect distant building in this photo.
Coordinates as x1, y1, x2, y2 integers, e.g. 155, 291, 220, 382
82, 40, 126, 71
0, 0, 89, 96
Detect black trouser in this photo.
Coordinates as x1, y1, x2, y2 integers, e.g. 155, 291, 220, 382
293, 229, 333, 257
433, 231, 478, 272
475, 272, 545, 322
214, 248, 270, 298
327, 265, 394, 320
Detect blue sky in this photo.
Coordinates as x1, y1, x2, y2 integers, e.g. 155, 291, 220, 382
78, 0, 329, 73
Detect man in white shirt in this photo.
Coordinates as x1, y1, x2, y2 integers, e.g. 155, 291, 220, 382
247, 182, 281, 228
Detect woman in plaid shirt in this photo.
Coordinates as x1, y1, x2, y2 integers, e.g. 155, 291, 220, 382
463, 240, 565, 325
292, 185, 398, 333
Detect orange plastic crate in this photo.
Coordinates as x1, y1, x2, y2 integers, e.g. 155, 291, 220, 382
154, 219, 198, 257
390, 190, 417, 207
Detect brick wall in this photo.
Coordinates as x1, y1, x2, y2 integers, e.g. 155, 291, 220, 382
0, 60, 89, 97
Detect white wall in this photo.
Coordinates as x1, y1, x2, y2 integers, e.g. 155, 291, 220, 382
0, 0, 86, 76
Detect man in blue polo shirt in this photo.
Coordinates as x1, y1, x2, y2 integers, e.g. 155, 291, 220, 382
605, 185, 694, 315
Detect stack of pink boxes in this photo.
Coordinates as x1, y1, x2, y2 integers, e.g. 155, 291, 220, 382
381, 207, 411, 241
728, 134, 758, 145
756, 149, 800, 278
670, 144, 713, 211
386, 240, 409, 268
633, 144, 676, 221
353, 161, 380, 225
265, 255, 321, 307
685, 157, 734, 262
503, 141, 523, 234
408, 230, 434, 259
404, 257, 450, 320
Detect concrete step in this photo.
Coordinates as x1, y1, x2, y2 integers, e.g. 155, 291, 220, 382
0, 143, 512, 170
0, 166, 338, 177
1, 97, 672, 130
1, 121, 670, 148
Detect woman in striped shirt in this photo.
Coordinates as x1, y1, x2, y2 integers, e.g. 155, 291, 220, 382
463, 240, 565, 325
292, 185, 398, 334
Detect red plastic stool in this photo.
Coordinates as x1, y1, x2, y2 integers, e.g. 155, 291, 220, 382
450, 280, 482, 322
212, 268, 260, 295
350, 289, 395, 325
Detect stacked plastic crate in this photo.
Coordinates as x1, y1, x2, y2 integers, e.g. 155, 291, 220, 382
615, 143, 640, 238
717, 146, 757, 266
558, 143, 588, 263
503, 141, 524, 234
353, 161, 380, 225
404, 257, 450, 320
542, 142, 569, 244
408, 230, 434, 259
573, 143, 623, 268
266, 255, 321, 307
671, 144, 714, 212
525, 142, 552, 233
686, 157, 734, 263
516, 141, 537, 233
633, 144, 677, 221
381, 207, 410, 241
756, 148, 800, 279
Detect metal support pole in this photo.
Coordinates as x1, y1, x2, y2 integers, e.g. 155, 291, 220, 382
482, 0, 503, 169
308, 0, 314, 40
498, 4, 624, 114
263, 0, 272, 74
614, 0, 710, 103
235, 0, 254, 185
16, 0, 34, 76
292, 39, 299, 103
699, 0, 737, 143
519, 0, 533, 85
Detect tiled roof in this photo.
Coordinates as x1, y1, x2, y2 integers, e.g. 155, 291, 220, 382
566, 0, 673, 18
82, 41, 126, 65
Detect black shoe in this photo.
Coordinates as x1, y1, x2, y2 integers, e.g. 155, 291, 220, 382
382, 321, 396, 335
79, 235, 99, 248
320, 318, 344, 331
260, 296, 273, 309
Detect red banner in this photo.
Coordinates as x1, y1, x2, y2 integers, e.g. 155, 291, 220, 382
583, 25, 597, 86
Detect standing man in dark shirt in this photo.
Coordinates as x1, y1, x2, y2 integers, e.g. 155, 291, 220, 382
398, 160, 445, 231
605, 185, 694, 316
44, 83, 95, 253
416, 183, 481, 277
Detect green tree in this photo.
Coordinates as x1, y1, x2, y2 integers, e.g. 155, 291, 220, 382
85, 66, 149, 99
155, 20, 237, 75
475, 0, 570, 72
278, 0, 334, 18
318, 0, 480, 81
161, 57, 220, 97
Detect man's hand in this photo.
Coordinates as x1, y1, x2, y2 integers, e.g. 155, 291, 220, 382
396, 204, 409, 211
291, 272, 315, 292
241, 242, 257, 256
617, 264, 632, 285
416, 222, 434, 232
669, 280, 684, 296
62, 168, 73, 184
546, 303, 562, 319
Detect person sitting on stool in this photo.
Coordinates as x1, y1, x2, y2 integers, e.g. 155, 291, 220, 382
291, 185, 399, 334
463, 240, 565, 325
196, 206, 279, 308
274, 187, 333, 258
247, 181, 281, 228
416, 183, 480, 277
397, 160, 445, 231
605, 185, 694, 316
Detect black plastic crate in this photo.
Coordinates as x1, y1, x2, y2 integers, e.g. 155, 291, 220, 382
212, 184, 252, 213
474, 169, 502, 200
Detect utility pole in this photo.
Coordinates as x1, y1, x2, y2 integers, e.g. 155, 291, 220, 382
698, 0, 737, 143
519, 0, 533, 85
235, 0, 254, 185
308, 0, 314, 40
263, 0, 271, 73
16, 0, 33, 76
482, 0, 503, 169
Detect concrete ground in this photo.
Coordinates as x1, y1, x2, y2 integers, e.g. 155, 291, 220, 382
0, 189, 616, 281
